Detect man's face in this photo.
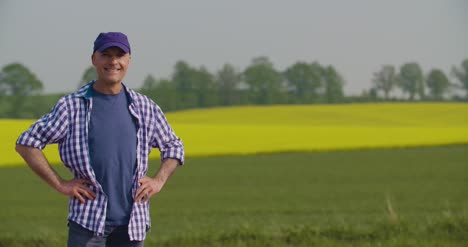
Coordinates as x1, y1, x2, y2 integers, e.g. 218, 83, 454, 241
92, 47, 131, 85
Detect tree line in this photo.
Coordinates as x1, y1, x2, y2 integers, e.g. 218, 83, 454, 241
1, 57, 467, 118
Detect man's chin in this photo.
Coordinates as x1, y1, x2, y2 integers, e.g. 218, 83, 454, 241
96, 79, 122, 86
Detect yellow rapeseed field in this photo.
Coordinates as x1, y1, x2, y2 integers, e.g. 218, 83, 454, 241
1, 103, 467, 166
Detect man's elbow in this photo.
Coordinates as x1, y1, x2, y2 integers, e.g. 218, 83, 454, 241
15, 144, 32, 156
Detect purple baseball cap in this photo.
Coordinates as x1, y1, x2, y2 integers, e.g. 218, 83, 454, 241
93, 32, 131, 54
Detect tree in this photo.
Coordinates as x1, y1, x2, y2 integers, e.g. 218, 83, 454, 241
78, 66, 97, 88
139, 74, 181, 111
359, 88, 378, 102
155, 79, 178, 111
172, 61, 198, 109
243, 57, 285, 104
284, 62, 322, 103
372, 65, 397, 100
426, 69, 450, 100
0, 63, 43, 117
452, 59, 468, 98
398, 62, 424, 100
172, 61, 218, 109
140, 74, 159, 100
323, 65, 345, 103
216, 63, 242, 106
192, 66, 219, 108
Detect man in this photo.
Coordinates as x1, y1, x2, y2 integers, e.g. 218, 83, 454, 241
15, 32, 184, 246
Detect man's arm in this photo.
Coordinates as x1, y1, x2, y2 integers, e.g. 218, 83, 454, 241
135, 158, 179, 203
15, 144, 96, 204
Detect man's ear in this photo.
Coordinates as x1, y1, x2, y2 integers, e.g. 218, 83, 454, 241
126, 54, 131, 66
91, 53, 96, 66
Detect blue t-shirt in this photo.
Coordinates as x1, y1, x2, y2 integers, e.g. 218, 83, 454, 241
89, 87, 137, 226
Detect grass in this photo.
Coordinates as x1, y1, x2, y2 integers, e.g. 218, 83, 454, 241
1, 145, 467, 246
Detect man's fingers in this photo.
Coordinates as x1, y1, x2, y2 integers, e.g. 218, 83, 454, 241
136, 183, 148, 196
79, 187, 96, 200
60, 179, 96, 204
81, 186, 96, 198
77, 179, 93, 185
76, 179, 96, 199
141, 191, 150, 203
142, 191, 152, 203
136, 177, 158, 203
135, 188, 151, 203
135, 189, 145, 202
73, 188, 96, 203
74, 191, 86, 204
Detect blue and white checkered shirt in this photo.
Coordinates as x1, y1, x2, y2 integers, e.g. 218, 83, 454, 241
16, 82, 185, 241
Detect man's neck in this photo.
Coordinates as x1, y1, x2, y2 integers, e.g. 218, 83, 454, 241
93, 80, 123, 95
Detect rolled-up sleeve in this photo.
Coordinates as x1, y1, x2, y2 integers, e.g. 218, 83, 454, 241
150, 105, 185, 165
16, 98, 69, 149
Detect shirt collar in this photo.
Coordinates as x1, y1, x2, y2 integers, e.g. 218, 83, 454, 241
75, 80, 134, 104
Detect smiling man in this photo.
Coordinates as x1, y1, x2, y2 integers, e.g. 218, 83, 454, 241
15, 32, 184, 247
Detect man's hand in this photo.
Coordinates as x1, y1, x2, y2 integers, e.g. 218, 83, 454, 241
16, 144, 96, 204
135, 177, 163, 203
58, 179, 96, 204
135, 158, 179, 203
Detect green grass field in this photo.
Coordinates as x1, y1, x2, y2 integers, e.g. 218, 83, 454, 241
1, 145, 467, 246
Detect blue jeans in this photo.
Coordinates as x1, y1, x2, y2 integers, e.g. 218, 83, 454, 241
67, 221, 144, 247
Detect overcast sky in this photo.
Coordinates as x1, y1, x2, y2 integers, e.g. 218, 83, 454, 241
1, 0, 467, 95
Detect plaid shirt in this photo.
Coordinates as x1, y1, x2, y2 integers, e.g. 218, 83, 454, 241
16, 82, 184, 241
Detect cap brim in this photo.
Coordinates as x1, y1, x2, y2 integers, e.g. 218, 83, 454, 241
96, 42, 130, 54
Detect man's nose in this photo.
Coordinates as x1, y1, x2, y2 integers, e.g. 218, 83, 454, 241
109, 56, 118, 64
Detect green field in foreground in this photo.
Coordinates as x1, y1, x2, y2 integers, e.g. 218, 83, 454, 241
2, 103, 468, 166
1, 146, 467, 246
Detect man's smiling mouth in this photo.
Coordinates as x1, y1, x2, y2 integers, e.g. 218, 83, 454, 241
104, 68, 121, 72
